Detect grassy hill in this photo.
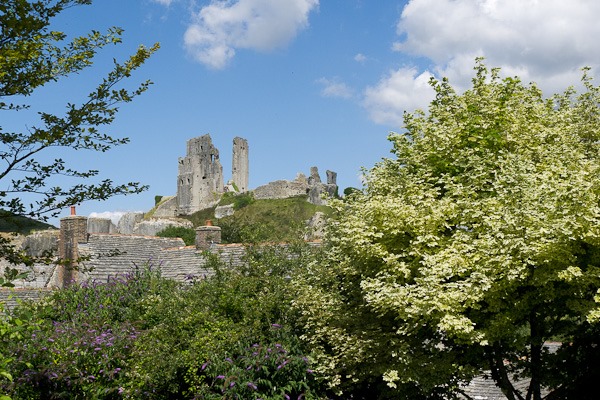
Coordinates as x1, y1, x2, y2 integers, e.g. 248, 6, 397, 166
181, 194, 332, 243
0, 210, 57, 235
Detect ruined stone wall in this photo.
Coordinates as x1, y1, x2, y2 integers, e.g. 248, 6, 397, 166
253, 179, 309, 200
253, 167, 338, 205
232, 137, 249, 193
177, 135, 224, 215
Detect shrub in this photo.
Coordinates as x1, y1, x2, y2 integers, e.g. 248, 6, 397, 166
156, 226, 196, 246
7, 321, 137, 399
192, 331, 320, 399
3, 246, 328, 399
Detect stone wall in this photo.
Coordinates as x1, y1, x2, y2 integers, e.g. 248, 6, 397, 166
253, 167, 338, 205
152, 196, 178, 218
117, 212, 145, 235
87, 218, 116, 234
253, 179, 309, 200
21, 230, 58, 257
132, 218, 193, 237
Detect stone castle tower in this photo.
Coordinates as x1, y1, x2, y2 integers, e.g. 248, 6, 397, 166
232, 137, 249, 193
177, 135, 224, 214
176, 135, 249, 215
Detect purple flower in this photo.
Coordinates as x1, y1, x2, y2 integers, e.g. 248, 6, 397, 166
201, 362, 208, 371
225, 357, 233, 363
229, 382, 235, 388
216, 375, 226, 380
247, 382, 258, 390
271, 323, 282, 329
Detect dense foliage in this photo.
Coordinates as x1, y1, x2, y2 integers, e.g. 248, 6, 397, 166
292, 60, 600, 399
1, 243, 325, 399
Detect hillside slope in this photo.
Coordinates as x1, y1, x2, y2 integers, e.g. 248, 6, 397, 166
0, 210, 57, 235
181, 195, 331, 243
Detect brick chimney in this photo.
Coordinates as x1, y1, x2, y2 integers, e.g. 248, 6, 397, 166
56, 209, 88, 288
195, 220, 221, 250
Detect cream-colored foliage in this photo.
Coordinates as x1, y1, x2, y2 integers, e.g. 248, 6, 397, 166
293, 61, 600, 396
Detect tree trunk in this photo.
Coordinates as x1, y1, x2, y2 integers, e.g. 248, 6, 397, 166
527, 312, 543, 400
489, 346, 523, 400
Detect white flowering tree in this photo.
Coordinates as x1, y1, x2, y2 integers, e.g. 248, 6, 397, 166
293, 60, 600, 400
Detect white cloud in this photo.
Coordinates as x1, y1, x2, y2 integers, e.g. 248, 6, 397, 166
152, 0, 174, 6
363, 67, 434, 127
362, 0, 600, 127
184, 0, 319, 69
317, 78, 354, 99
354, 53, 367, 63
393, 0, 600, 93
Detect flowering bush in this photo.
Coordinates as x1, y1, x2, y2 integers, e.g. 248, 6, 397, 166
7, 321, 137, 399
2, 265, 166, 399
1, 244, 329, 399
191, 329, 320, 400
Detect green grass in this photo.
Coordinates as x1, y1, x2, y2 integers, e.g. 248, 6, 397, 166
0, 210, 56, 234
182, 195, 331, 243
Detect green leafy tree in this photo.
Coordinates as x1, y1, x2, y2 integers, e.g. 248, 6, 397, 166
293, 60, 600, 399
0, 0, 157, 226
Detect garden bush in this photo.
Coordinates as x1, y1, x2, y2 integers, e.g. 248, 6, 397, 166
2, 244, 326, 399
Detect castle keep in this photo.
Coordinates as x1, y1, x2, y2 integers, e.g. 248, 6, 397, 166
176, 135, 249, 214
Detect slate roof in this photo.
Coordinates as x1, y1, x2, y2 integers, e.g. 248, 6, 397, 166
458, 374, 551, 400
77, 234, 257, 283
77, 234, 186, 282
0, 288, 51, 310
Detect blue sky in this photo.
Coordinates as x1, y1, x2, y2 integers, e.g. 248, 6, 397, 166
7, 0, 600, 225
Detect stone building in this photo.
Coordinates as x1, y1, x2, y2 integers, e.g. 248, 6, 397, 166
177, 135, 224, 214
176, 135, 250, 215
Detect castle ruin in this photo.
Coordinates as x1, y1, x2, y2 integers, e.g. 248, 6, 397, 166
176, 135, 249, 215
232, 137, 249, 193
